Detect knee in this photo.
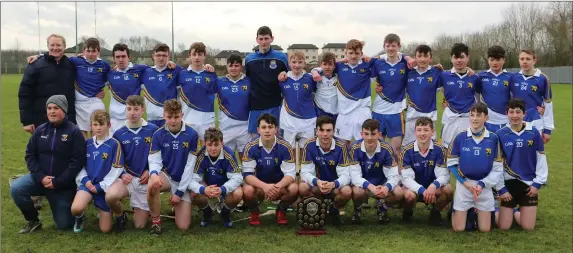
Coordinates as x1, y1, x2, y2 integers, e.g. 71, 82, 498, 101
392, 186, 404, 199
404, 191, 417, 202
298, 183, 310, 196
443, 185, 454, 198
242, 185, 254, 199
287, 183, 299, 196
70, 204, 83, 216
104, 193, 120, 203
231, 188, 243, 201
340, 186, 352, 199
352, 187, 365, 199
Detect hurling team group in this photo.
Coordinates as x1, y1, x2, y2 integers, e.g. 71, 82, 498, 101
15, 25, 552, 236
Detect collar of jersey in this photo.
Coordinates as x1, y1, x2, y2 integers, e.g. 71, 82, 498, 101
315, 137, 336, 153
81, 56, 102, 64
287, 71, 306, 81
450, 67, 469, 78
92, 134, 112, 148
225, 74, 246, 83
360, 139, 381, 153
186, 65, 205, 73
345, 59, 364, 68
258, 135, 277, 150
414, 139, 434, 152
204, 147, 225, 161
486, 68, 507, 76
116, 62, 134, 73
152, 65, 168, 72
466, 127, 489, 138
164, 122, 186, 133
518, 68, 541, 77
379, 53, 403, 66
414, 65, 432, 75
256, 47, 274, 56
125, 119, 149, 134
505, 121, 533, 134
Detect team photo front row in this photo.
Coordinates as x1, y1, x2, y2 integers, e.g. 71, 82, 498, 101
11, 94, 547, 236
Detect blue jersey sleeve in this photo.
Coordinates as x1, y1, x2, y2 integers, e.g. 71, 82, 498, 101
68, 56, 82, 66
382, 145, 396, 167
436, 146, 447, 167
449, 133, 462, 157
112, 140, 124, 168
193, 152, 205, 175
534, 129, 544, 153
225, 151, 241, 173
400, 148, 412, 168
280, 143, 295, 163
150, 131, 162, 153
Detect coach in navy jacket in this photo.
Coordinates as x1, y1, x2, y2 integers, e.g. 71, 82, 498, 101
11, 95, 86, 233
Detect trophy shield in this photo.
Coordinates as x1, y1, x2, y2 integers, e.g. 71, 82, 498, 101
296, 196, 327, 236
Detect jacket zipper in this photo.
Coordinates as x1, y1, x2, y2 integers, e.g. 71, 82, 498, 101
49, 128, 56, 175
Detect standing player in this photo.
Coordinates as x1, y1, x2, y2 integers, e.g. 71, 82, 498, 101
400, 117, 453, 224
299, 116, 352, 226
476, 46, 512, 133
495, 98, 548, 231
447, 103, 503, 232
278, 51, 317, 158
178, 42, 218, 142
241, 114, 298, 226
107, 43, 148, 134
189, 128, 243, 228
403, 45, 443, 145
349, 119, 403, 224
509, 48, 554, 143
147, 99, 200, 235
216, 53, 251, 157
71, 110, 124, 233
440, 43, 482, 148
106, 95, 159, 231
311, 39, 375, 144
245, 26, 289, 137
141, 43, 185, 128
313, 52, 339, 121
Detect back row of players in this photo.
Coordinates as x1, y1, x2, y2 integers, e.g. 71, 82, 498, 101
33, 29, 551, 234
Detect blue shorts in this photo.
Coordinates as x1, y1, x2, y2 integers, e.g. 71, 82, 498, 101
315, 106, 338, 122
371, 111, 404, 138
148, 119, 165, 128
79, 185, 110, 212
248, 106, 281, 134
484, 122, 505, 133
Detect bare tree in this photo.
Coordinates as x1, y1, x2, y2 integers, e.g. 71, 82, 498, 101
79, 35, 109, 49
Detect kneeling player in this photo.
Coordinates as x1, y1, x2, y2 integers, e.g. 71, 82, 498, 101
147, 99, 200, 235
400, 117, 453, 224
495, 98, 548, 231
448, 103, 503, 232
71, 110, 124, 233
299, 116, 351, 226
107, 95, 159, 231
241, 114, 298, 225
190, 128, 243, 228
349, 119, 403, 224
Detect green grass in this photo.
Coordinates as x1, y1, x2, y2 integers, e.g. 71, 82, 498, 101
1, 74, 572, 253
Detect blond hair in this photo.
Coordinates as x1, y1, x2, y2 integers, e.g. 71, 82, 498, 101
46, 34, 66, 47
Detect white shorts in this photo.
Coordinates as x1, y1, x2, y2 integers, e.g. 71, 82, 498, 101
75, 97, 105, 131
453, 180, 494, 212
161, 172, 191, 203
225, 132, 250, 152
335, 106, 371, 141
403, 118, 437, 146
126, 177, 149, 211
110, 118, 126, 135
219, 115, 250, 152
441, 108, 470, 148
282, 128, 315, 148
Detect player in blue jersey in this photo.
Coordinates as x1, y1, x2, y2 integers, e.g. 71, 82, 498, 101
245, 26, 289, 136
279, 51, 317, 157
216, 54, 251, 157
510, 48, 554, 143
400, 117, 453, 224
495, 98, 548, 231
311, 39, 375, 144
312, 52, 339, 122
440, 43, 482, 149
403, 45, 443, 145
105, 95, 159, 231
71, 110, 124, 233
141, 43, 185, 128
447, 103, 503, 232
189, 128, 243, 228
147, 99, 200, 235
241, 113, 298, 226
299, 116, 352, 226
475, 46, 512, 133
349, 119, 403, 224
178, 42, 218, 142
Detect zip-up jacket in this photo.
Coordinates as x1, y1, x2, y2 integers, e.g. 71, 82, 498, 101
25, 118, 86, 190
245, 48, 289, 110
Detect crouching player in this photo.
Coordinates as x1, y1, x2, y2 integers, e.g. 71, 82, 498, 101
400, 117, 453, 224
107, 95, 159, 231
71, 110, 124, 233
448, 103, 503, 232
495, 98, 548, 231
147, 99, 200, 235
189, 128, 243, 228
241, 114, 298, 226
299, 116, 352, 226
349, 119, 403, 224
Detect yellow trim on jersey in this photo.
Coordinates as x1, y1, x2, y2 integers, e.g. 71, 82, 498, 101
400, 111, 405, 135
407, 99, 422, 112
348, 143, 361, 165
282, 99, 303, 118
301, 137, 317, 164
380, 141, 397, 166
399, 142, 415, 168
277, 138, 295, 162
541, 73, 552, 102
377, 91, 394, 103
108, 85, 126, 104
435, 143, 448, 167
112, 139, 123, 168
178, 87, 201, 110
334, 139, 349, 166
503, 160, 522, 180
242, 138, 259, 162
73, 81, 90, 97
141, 86, 163, 107
194, 154, 205, 173
224, 151, 240, 173
336, 80, 359, 100
217, 95, 237, 119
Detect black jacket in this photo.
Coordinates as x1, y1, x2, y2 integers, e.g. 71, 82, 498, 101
18, 53, 77, 127
26, 118, 86, 190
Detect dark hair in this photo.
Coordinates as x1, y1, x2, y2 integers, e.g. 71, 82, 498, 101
450, 43, 469, 58
257, 113, 277, 127
112, 43, 130, 57
520, 48, 536, 59
506, 98, 526, 113
415, 117, 434, 130
316, 115, 335, 129
384, 33, 401, 46
361, 119, 380, 132
189, 42, 206, 55
227, 54, 243, 65
319, 52, 336, 65
84, 38, 100, 51
204, 127, 224, 143
256, 26, 273, 37
487, 45, 505, 59
469, 102, 488, 115
415, 45, 432, 57
126, 95, 145, 107
154, 43, 170, 54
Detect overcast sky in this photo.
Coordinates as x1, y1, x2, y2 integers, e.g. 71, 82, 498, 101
1, 1, 525, 56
